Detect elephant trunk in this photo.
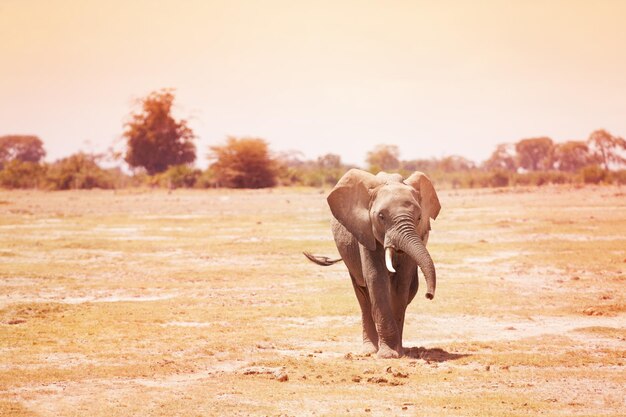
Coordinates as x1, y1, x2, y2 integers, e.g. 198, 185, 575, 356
386, 223, 436, 300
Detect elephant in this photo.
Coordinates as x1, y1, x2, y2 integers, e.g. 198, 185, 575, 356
304, 169, 441, 358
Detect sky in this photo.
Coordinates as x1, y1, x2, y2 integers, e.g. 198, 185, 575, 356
1, 0, 626, 168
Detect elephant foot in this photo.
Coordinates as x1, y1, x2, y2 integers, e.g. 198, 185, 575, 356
377, 343, 401, 359
362, 341, 378, 356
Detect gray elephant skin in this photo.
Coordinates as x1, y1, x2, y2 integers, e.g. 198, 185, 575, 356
305, 169, 441, 359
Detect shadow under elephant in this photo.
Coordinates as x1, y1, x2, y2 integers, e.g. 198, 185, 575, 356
403, 346, 470, 362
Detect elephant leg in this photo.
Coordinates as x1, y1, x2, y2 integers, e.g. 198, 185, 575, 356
369, 289, 402, 359
350, 276, 378, 355
360, 246, 402, 359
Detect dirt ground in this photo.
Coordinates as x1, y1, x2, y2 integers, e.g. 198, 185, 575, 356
0, 185, 624, 416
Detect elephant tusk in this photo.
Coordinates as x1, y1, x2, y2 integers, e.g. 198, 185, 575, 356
385, 247, 396, 273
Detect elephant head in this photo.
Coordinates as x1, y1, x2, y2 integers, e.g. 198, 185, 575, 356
327, 169, 441, 299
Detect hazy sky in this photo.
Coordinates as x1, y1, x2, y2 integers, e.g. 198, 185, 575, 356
1, 0, 626, 167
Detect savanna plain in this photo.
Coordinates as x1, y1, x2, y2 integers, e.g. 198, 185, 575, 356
0, 185, 624, 416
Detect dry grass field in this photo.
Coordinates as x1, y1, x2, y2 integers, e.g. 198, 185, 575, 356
0, 186, 624, 416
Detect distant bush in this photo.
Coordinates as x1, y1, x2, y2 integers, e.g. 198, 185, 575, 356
104, 167, 139, 188
288, 167, 345, 187
510, 171, 577, 187
194, 169, 218, 188
275, 166, 302, 186
440, 171, 488, 188
510, 172, 534, 187
427, 170, 509, 189
580, 165, 607, 184
611, 170, 626, 185
275, 152, 350, 188
45, 153, 116, 190
488, 170, 510, 187
0, 160, 46, 189
547, 171, 570, 184
150, 164, 201, 189
209, 137, 277, 188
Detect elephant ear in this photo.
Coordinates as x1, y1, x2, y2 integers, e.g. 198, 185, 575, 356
327, 169, 380, 251
404, 171, 441, 239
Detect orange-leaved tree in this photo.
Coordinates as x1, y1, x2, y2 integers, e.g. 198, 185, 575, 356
0, 135, 46, 169
588, 129, 626, 171
208, 137, 277, 188
366, 144, 400, 173
515, 137, 554, 171
124, 89, 196, 175
553, 141, 594, 172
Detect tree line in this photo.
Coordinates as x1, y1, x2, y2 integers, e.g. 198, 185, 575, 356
1, 89, 625, 190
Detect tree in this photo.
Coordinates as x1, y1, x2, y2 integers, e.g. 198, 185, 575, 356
553, 141, 593, 172
588, 129, 626, 171
401, 158, 439, 173
273, 152, 351, 187
483, 143, 517, 172
208, 137, 277, 188
438, 155, 475, 172
366, 144, 400, 173
316, 153, 342, 169
515, 137, 554, 171
0, 135, 46, 169
123, 89, 196, 175
275, 150, 306, 168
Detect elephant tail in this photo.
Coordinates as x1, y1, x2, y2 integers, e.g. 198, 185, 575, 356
303, 251, 343, 266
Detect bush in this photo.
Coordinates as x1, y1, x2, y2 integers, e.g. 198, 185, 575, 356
209, 137, 277, 188
580, 165, 607, 184
294, 168, 345, 187
510, 173, 533, 187
151, 165, 201, 188
546, 171, 570, 184
0, 160, 46, 189
194, 169, 218, 188
274, 154, 348, 187
104, 168, 138, 188
611, 170, 626, 185
45, 153, 116, 190
428, 170, 500, 189
510, 171, 576, 187
489, 170, 510, 187
275, 166, 303, 186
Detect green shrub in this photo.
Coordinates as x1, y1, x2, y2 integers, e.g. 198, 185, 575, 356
45, 153, 115, 190
151, 165, 201, 188
0, 160, 46, 189
276, 165, 345, 188
276, 166, 303, 186
194, 169, 218, 188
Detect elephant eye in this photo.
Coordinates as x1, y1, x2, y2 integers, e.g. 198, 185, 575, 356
378, 212, 385, 220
